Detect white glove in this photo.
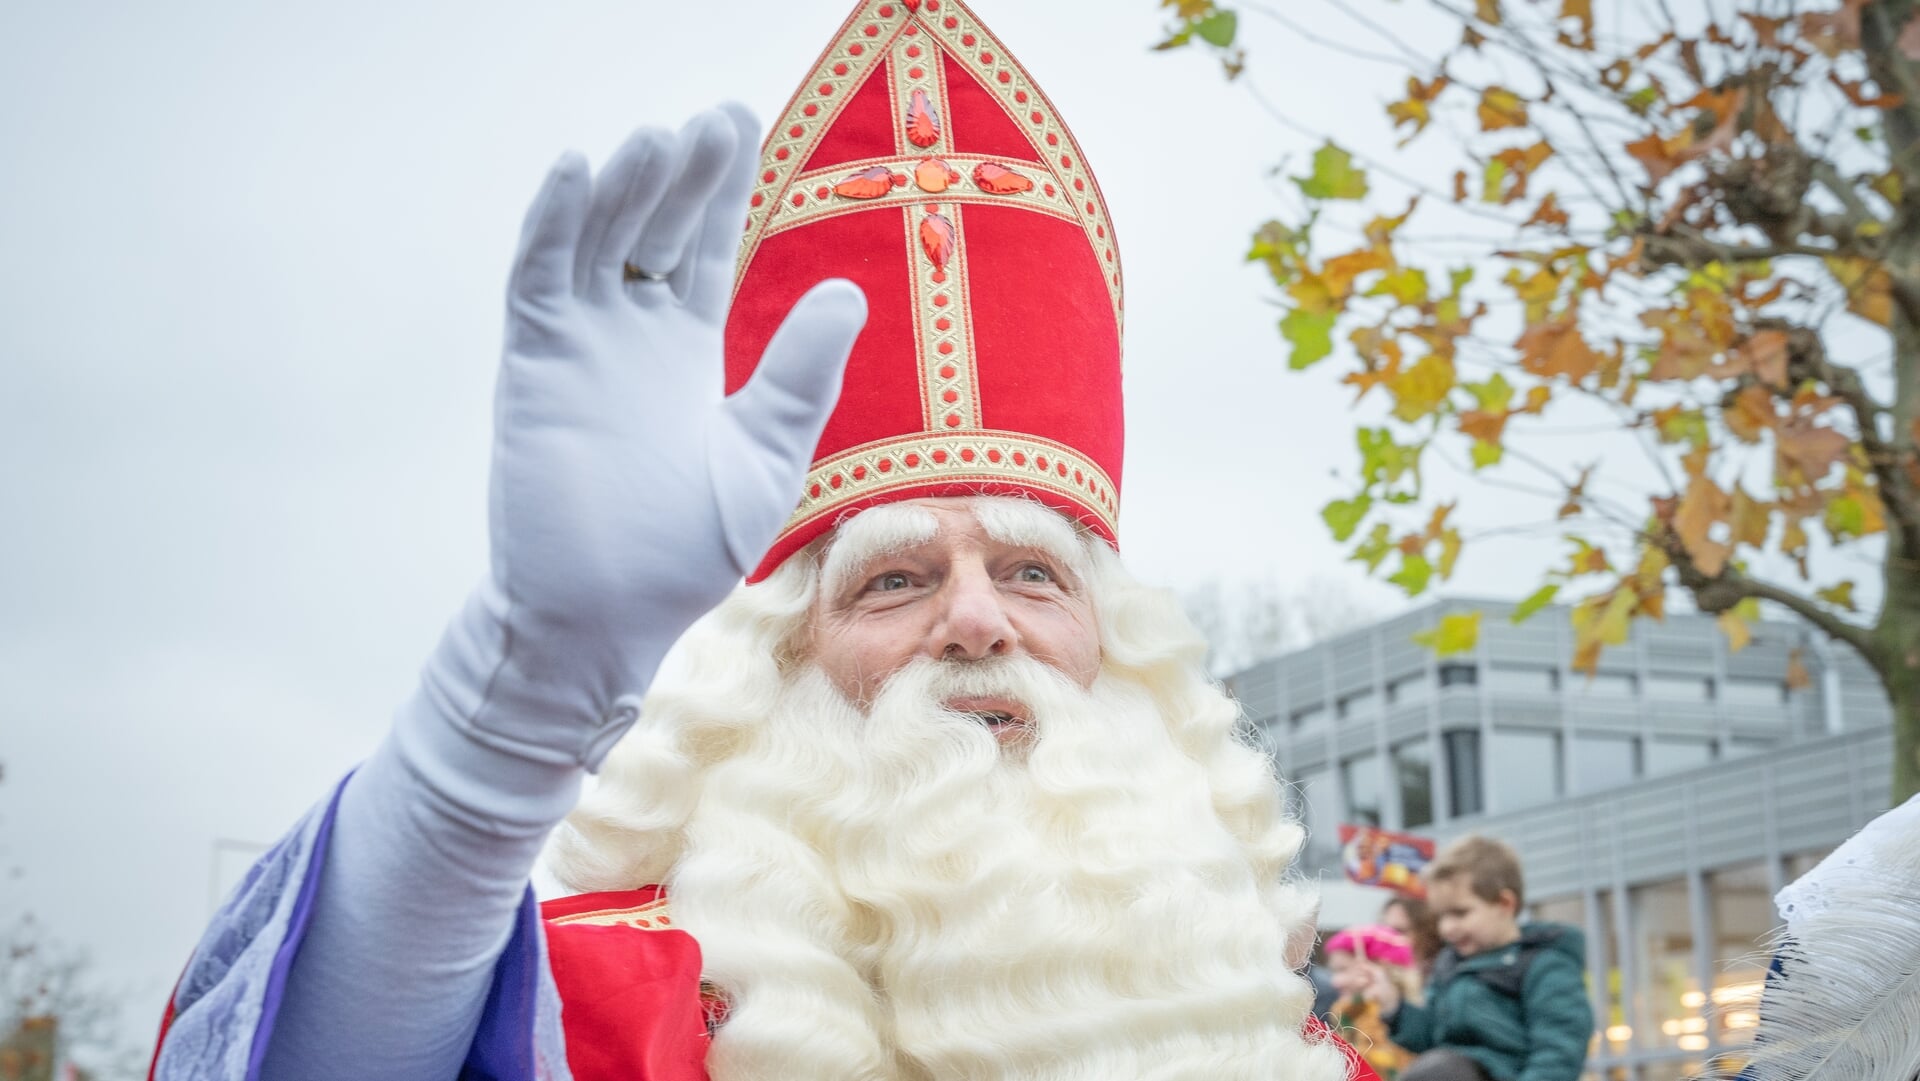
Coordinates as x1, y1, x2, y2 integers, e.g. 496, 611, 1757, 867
417, 104, 868, 780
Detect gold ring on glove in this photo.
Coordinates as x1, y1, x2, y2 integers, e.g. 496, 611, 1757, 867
622, 262, 671, 283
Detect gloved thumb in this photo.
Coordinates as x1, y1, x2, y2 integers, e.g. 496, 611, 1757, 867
726, 279, 867, 445
710, 279, 867, 572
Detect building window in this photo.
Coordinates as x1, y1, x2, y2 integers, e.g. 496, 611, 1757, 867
1721, 677, 1786, 708
1337, 689, 1376, 719
1485, 665, 1557, 695
1488, 729, 1561, 811
1645, 738, 1714, 776
1573, 672, 1638, 698
1444, 729, 1483, 818
1571, 733, 1638, 792
1393, 738, 1434, 829
1386, 672, 1429, 703
1629, 877, 1699, 1055
1438, 663, 1478, 688
1342, 752, 1383, 827
1290, 703, 1328, 736
1708, 862, 1778, 1046
1646, 673, 1713, 702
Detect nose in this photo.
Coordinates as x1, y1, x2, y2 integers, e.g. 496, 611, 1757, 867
933, 562, 1017, 662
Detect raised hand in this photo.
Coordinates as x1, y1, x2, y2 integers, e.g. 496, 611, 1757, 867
443, 105, 867, 767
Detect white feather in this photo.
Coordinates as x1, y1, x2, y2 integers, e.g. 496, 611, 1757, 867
1722, 795, 1920, 1081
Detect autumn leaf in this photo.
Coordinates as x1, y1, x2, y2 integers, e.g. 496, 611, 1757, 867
1737, 330, 1790, 389
1477, 87, 1530, 132
1389, 354, 1457, 422
1414, 610, 1482, 655
1323, 248, 1395, 298
1474, 0, 1501, 25
1387, 75, 1450, 143
1295, 142, 1370, 200
1717, 609, 1753, 652
1517, 317, 1602, 382
1673, 475, 1733, 577
1558, 0, 1594, 47
1729, 486, 1771, 548
1724, 385, 1777, 443
1786, 649, 1813, 691
1513, 584, 1560, 623
1282, 308, 1337, 369
1525, 192, 1571, 230
1470, 439, 1504, 468
1825, 256, 1893, 326
1775, 419, 1852, 487
1322, 494, 1373, 541
1391, 552, 1435, 595
1566, 535, 1611, 575
1817, 580, 1858, 611
1161, 0, 1215, 16
1571, 588, 1635, 673
1195, 8, 1238, 46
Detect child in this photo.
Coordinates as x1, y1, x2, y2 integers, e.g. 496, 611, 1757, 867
1357, 836, 1594, 1081
1324, 924, 1419, 1080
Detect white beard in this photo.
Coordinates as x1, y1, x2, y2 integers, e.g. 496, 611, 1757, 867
650, 655, 1344, 1081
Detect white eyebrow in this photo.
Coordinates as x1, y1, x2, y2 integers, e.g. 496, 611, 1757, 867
966, 498, 1091, 583
818, 503, 941, 597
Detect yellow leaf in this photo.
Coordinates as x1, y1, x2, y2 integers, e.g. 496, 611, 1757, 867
1388, 354, 1457, 422
1825, 256, 1894, 327
1786, 648, 1812, 691
1414, 611, 1483, 656
1729, 486, 1771, 548
1717, 609, 1753, 652
1477, 86, 1530, 131
1817, 581, 1858, 611
1476, 0, 1502, 25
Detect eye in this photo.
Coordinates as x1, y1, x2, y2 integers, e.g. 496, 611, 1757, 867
1014, 563, 1054, 584
871, 571, 912, 592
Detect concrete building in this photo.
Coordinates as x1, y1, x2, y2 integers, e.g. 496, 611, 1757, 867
1227, 598, 1894, 1081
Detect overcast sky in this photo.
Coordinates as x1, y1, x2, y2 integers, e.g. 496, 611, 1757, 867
1, 0, 1655, 1048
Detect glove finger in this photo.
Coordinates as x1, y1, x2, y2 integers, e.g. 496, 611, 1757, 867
711, 279, 867, 570
625, 110, 739, 308
508, 152, 590, 308
573, 126, 679, 298
682, 103, 762, 320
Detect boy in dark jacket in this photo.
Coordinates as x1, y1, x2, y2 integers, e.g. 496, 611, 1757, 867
1358, 836, 1594, 1081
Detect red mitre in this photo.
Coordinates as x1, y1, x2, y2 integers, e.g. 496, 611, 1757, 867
726, 0, 1125, 582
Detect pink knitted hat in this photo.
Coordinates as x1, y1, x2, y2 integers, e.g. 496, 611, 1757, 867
1325, 924, 1414, 968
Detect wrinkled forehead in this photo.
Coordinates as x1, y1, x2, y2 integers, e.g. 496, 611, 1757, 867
818, 497, 1091, 595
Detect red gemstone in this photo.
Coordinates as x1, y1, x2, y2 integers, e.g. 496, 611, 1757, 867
973, 162, 1035, 195
849, 43, 864, 56
790, 193, 805, 206
834, 165, 897, 199
943, 417, 960, 430
1074, 178, 1085, 191
774, 147, 790, 160
937, 341, 954, 354
878, 4, 893, 15
1030, 110, 1043, 124
1074, 469, 1084, 483
809, 484, 823, 498
919, 210, 956, 271
815, 185, 830, 199
935, 317, 951, 330
1061, 155, 1073, 168
906, 44, 921, 57
905, 88, 942, 148
961, 33, 975, 45
944, 15, 958, 27
927, 0, 939, 10
1057, 463, 1068, 476
854, 465, 869, 480
878, 458, 893, 472
818, 83, 834, 96
804, 103, 819, 116
933, 294, 948, 307
829, 474, 844, 489
908, 66, 924, 79
1015, 90, 1028, 103
749, 193, 763, 207
864, 23, 879, 35
1046, 133, 1059, 145
980, 51, 994, 63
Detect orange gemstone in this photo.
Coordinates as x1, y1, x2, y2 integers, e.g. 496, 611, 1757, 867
914, 158, 958, 192
919, 211, 956, 271
834, 166, 897, 200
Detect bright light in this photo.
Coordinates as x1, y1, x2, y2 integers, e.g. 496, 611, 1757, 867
1712, 981, 1764, 1005
1606, 1025, 1633, 1043
1679, 1034, 1711, 1051
1662, 1017, 1707, 1035
1726, 1011, 1760, 1029
1681, 991, 1707, 1008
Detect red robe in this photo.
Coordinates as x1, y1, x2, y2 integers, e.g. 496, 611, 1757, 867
543, 888, 1381, 1081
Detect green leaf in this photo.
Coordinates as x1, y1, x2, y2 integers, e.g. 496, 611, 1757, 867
1470, 438, 1504, 468
1281, 308, 1337, 369
1195, 8, 1239, 46
1151, 27, 1195, 50
1370, 267, 1430, 305
1512, 583, 1559, 623
1357, 427, 1419, 487
1464, 372, 1515, 412
1414, 610, 1482, 656
1824, 495, 1867, 539
1390, 552, 1435, 595
1294, 142, 1370, 201
1352, 522, 1393, 571
1817, 580, 1858, 611
1322, 494, 1374, 541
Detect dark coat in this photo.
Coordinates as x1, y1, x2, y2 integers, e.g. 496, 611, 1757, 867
1387, 922, 1594, 1081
